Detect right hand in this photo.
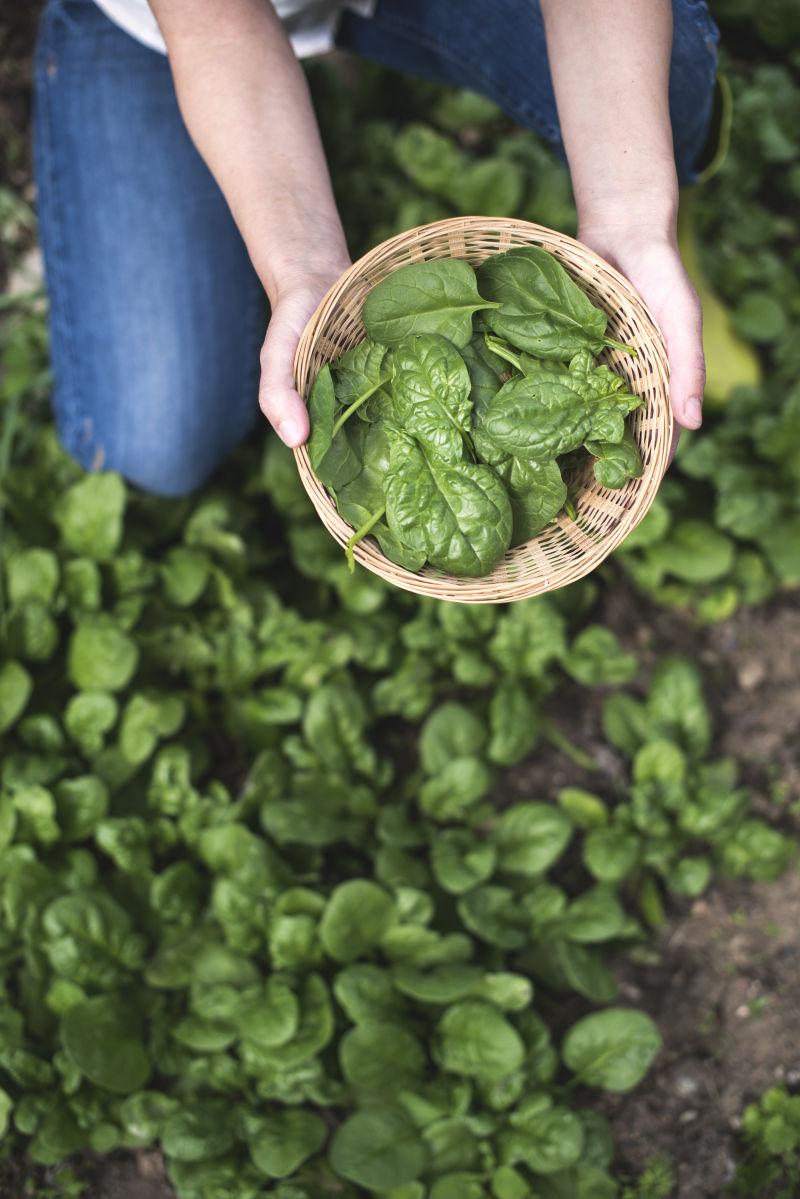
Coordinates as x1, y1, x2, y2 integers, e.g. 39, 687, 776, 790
258, 262, 350, 447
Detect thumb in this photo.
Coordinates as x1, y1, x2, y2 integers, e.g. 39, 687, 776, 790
258, 291, 319, 447
657, 278, 705, 432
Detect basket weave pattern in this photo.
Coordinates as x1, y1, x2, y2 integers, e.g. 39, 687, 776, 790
293, 217, 671, 603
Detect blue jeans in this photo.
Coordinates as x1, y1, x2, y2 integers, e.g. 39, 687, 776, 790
34, 0, 719, 496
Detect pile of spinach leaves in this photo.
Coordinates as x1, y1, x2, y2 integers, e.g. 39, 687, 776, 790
308, 250, 642, 576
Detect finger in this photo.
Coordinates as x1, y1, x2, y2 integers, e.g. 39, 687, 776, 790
258, 295, 315, 447
667, 422, 682, 467
659, 284, 705, 431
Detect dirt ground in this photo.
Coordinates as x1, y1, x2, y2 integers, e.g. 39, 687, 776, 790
557, 592, 800, 1197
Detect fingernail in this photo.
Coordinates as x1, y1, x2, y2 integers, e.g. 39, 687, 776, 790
278, 417, 305, 447
684, 397, 703, 428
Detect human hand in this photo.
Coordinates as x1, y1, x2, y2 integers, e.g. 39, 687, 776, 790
258, 260, 351, 448
578, 225, 705, 457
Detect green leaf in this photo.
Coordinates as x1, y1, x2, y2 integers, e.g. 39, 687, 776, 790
319, 880, 397, 962
61, 995, 151, 1093
0, 1087, 12, 1138
391, 334, 472, 463
647, 657, 712, 756
502, 1106, 584, 1174
419, 755, 494, 822
761, 517, 800, 585
430, 1174, 486, 1199
161, 1102, 235, 1162
732, 290, 787, 342
493, 803, 572, 876
562, 1008, 662, 1091
364, 258, 497, 349
492, 1165, 531, 1199
340, 1021, 426, 1091
583, 827, 640, 884
68, 618, 139, 692
585, 427, 643, 489
6, 548, 59, 606
557, 788, 607, 829
247, 1108, 327, 1178
564, 627, 638, 686
55, 472, 126, 561
385, 431, 512, 577
420, 702, 487, 774
488, 680, 540, 766
431, 830, 496, 895
478, 246, 626, 359
120, 691, 185, 765
498, 456, 567, 542
329, 1107, 428, 1190
64, 692, 118, 757
307, 364, 337, 472
437, 1000, 525, 1080
333, 964, 402, 1025
236, 977, 299, 1049
556, 887, 626, 944
649, 520, 735, 583
0, 658, 32, 732
160, 547, 210, 607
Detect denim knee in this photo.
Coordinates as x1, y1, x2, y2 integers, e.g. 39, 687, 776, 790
65, 371, 260, 499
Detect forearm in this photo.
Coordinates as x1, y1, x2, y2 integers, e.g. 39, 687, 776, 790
541, 0, 677, 241
149, 0, 349, 301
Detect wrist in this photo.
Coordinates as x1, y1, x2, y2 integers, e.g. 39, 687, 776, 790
576, 176, 679, 250
256, 224, 350, 307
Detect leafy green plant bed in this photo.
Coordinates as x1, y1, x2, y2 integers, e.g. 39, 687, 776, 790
0, 332, 795, 1196
1, 1, 799, 1195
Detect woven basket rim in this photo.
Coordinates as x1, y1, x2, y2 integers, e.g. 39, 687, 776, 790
292, 216, 671, 603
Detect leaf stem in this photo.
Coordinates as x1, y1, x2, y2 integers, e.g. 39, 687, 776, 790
542, 719, 600, 772
345, 506, 386, 573
331, 375, 390, 440
603, 336, 638, 358
484, 334, 522, 373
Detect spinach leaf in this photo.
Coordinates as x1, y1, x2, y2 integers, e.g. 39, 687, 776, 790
307, 365, 336, 474
391, 334, 472, 463
478, 246, 634, 359
497, 457, 568, 542
562, 1008, 662, 1092
483, 333, 568, 380
568, 351, 642, 442
363, 259, 498, 349
585, 428, 643, 489
334, 339, 392, 422
335, 419, 425, 571
480, 374, 595, 461
384, 433, 512, 576
334, 339, 388, 405
460, 336, 508, 466
307, 367, 364, 491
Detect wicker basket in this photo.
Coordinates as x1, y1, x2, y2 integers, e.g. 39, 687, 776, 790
293, 217, 671, 604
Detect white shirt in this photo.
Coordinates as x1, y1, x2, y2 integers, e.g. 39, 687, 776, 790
93, 0, 376, 59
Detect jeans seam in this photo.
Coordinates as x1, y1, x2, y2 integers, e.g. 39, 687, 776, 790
361, 7, 562, 143
34, 9, 94, 467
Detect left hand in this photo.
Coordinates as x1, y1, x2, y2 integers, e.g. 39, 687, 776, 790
578, 226, 705, 457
